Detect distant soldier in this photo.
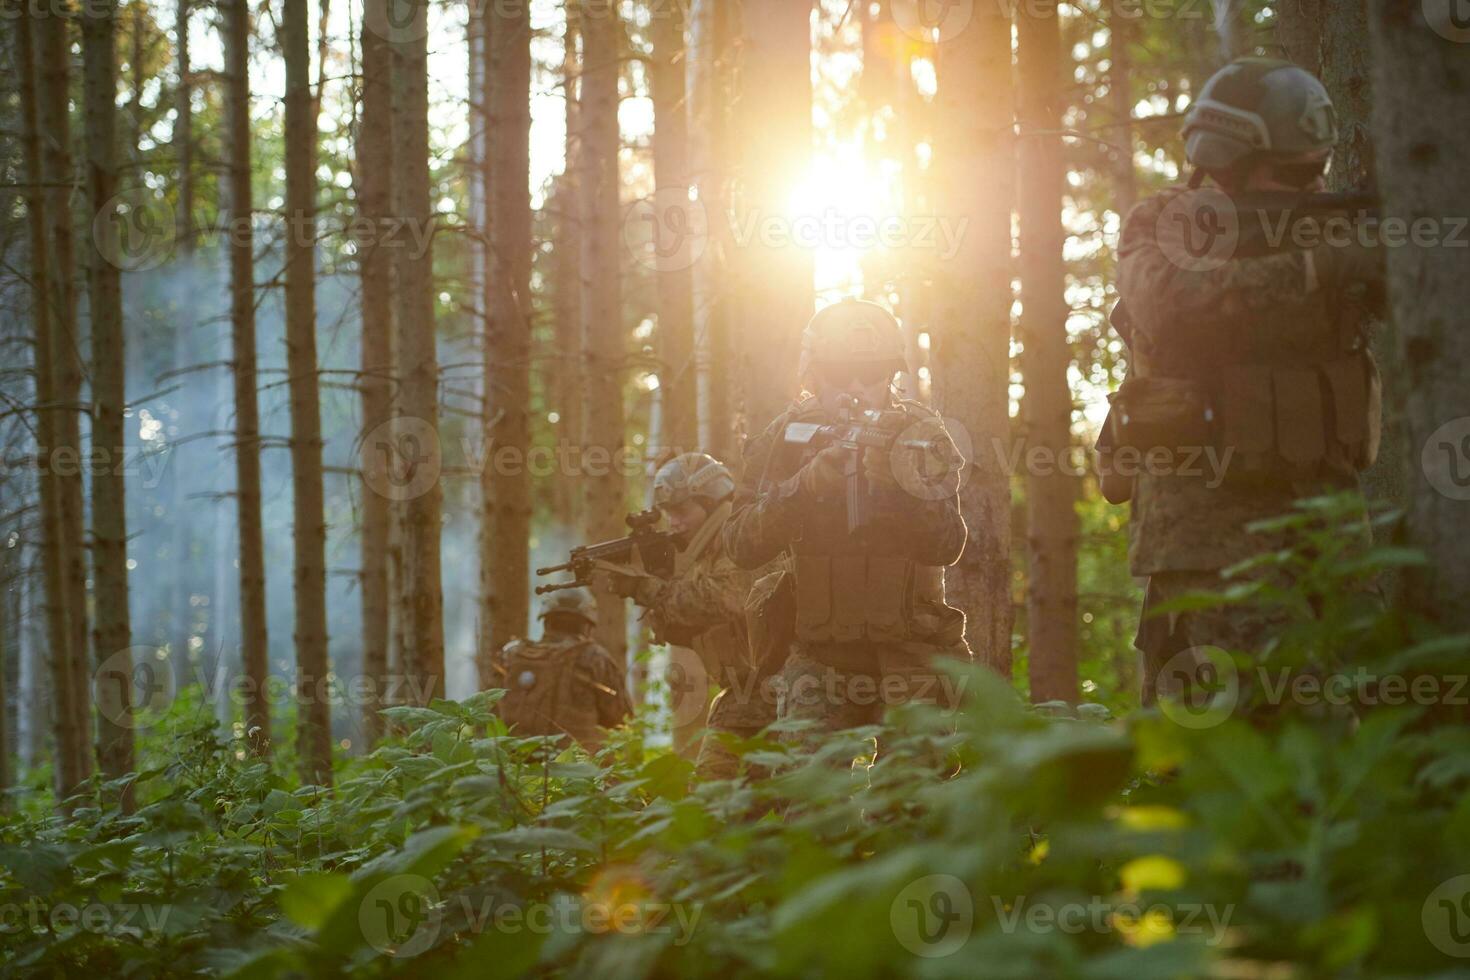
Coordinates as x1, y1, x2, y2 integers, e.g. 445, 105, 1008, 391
1114, 58, 1386, 701
487, 587, 633, 751
594, 452, 772, 778
721, 298, 971, 744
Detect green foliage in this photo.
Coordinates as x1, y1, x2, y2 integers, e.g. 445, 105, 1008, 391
4, 500, 1469, 977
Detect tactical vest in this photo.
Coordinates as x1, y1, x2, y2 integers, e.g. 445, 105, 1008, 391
772, 399, 961, 648
492, 637, 608, 747
1116, 290, 1380, 485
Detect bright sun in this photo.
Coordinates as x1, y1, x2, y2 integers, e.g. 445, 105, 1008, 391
784, 139, 905, 298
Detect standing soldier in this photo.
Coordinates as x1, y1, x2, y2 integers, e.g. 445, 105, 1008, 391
485, 587, 633, 752
721, 298, 970, 745
594, 453, 771, 778
1114, 58, 1386, 702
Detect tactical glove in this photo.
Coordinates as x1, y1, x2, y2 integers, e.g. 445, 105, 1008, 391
798, 445, 849, 499
861, 445, 900, 491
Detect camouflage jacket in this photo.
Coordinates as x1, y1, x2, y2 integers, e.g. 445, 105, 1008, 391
722, 396, 968, 653
487, 633, 633, 750
641, 500, 758, 682
1117, 186, 1371, 575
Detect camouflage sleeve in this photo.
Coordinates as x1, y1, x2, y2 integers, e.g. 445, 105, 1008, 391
646, 549, 753, 634
1118, 190, 1316, 351
722, 416, 806, 570
869, 413, 968, 566
585, 648, 633, 728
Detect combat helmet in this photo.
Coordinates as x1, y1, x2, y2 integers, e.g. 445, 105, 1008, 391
1183, 58, 1337, 177
652, 453, 735, 512
538, 586, 598, 627
798, 298, 908, 383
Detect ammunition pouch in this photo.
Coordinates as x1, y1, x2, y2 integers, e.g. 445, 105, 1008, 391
791, 553, 952, 645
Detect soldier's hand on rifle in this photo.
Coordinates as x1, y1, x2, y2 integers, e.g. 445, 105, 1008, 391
861, 445, 900, 491
798, 445, 848, 499
590, 561, 661, 606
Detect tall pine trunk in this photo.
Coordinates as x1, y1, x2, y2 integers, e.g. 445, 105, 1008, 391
480, 0, 533, 672
284, 0, 332, 781
686, 0, 733, 459
18, 4, 88, 800
1018, 3, 1079, 704
730, 0, 814, 434
929, 2, 1016, 678
393, 0, 446, 699
37, 3, 95, 788
548, 10, 583, 529
357, 0, 395, 743
1366, 0, 1470, 630
223, 0, 269, 753
650, 0, 696, 452
81, 0, 136, 797
578, 0, 628, 664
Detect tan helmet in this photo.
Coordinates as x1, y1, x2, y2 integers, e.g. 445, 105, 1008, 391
652, 453, 735, 511
798, 298, 908, 381
539, 586, 598, 627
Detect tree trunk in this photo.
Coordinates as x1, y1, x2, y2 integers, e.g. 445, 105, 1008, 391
284, 0, 332, 782
478, 0, 533, 675
1366, 0, 1470, 631
357, 0, 395, 744
393, 0, 446, 700
175, 0, 193, 245
223, 0, 270, 754
1018, 2, 1079, 704
578, 0, 628, 665
81, 0, 137, 799
18, 3, 85, 801
36, 3, 95, 790
928, 1, 1016, 679
169, 0, 195, 698
1108, 8, 1137, 216
650, 0, 696, 453
687, 0, 734, 459
730, 0, 814, 434
545, 7, 584, 531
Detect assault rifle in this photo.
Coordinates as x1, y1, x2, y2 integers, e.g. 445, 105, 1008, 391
1175, 185, 1380, 260
783, 395, 949, 536
534, 509, 677, 595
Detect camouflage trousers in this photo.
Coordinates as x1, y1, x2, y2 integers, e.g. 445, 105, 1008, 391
1135, 568, 1293, 706
771, 641, 969, 754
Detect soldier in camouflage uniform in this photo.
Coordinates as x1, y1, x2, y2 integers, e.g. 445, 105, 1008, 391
595, 453, 772, 778
487, 588, 633, 751
722, 299, 971, 745
1114, 59, 1385, 702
